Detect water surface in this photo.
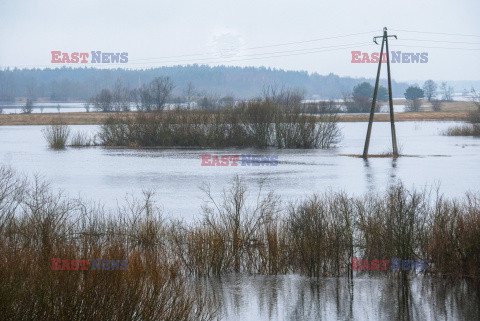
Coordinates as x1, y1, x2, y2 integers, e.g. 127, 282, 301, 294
0, 121, 479, 221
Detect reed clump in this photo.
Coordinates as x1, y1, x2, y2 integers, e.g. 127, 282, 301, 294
42, 121, 71, 149
69, 130, 95, 147
0, 166, 216, 321
443, 123, 480, 136
1, 167, 479, 319
98, 100, 341, 149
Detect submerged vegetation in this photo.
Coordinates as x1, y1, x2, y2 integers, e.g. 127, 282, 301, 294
445, 89, 480, 137
98, 99, 341, 149
0, 166, 479, 318
444, 124, 480, 137
0, 166, 216, 321
69, 130, 95, 147
42, 121, 70, 149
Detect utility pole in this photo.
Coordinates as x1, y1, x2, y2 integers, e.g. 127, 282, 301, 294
363, 27, 398, 158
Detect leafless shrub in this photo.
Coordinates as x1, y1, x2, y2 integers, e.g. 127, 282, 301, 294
405, 98, 422, 112
443, 124, 480, 137
431, 99, 442, 112
22, 99, 33, 114
0, 169, 217, 320
42, 121, 71, 149
199, 176, 280, 274
1, 165, 480, 321
69, 130, 94, 147
99, 100, 341, 149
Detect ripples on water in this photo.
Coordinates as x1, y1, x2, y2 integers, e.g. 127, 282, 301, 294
202, 274, 480, 321
1, 121, 480, 320
1, 122, 479, 221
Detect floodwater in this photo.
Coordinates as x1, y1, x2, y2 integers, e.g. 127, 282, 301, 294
206, 274, 480, 321
0, 102, 187, 113
0, 102, 87, 114
0, 121, 479, 221
0, 102, 411, 114
1, 121, 479, 320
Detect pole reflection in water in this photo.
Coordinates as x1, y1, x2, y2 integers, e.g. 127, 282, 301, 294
199, 275, 480, 321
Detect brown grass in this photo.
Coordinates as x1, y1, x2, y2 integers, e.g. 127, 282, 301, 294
435, 101, 477, 112
336, 112, 469, 122
0, 167, 217, 321
1, 167, 479, 319
392, 99, 476, 113
0, 110, 472, 126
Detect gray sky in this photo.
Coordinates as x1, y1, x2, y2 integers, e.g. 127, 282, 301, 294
1, 0, 479, 81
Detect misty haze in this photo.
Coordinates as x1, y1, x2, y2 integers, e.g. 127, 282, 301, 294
1, 1, 479, 320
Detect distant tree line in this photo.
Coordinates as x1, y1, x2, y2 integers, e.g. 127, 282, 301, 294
0, 65, 411, 102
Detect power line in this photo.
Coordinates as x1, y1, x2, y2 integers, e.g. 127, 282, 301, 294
129, 41, 372, 64
130, 30, 377, 62
6, 42, 376, 69
398, 38, 480, 45
105, 43, 377, 67
393, 44, 480, 51
390, 28, 480, 38
4, 29, 480, 69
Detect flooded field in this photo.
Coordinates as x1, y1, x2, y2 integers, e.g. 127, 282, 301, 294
0, 102, 408, 114
1, 121, 479, 320
1, 121, 478, 220
207, 274, 480, 321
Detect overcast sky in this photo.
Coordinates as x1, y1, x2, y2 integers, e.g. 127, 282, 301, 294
1, 0, 479, 81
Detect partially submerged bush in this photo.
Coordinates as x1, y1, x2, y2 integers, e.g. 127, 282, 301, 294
444, 89, 480, 137
443, 124, 480, 137
98, 100, 341, 149
1, 166, 479, 321
0, 167, 217, 320
69, 130, 94, 147
42, 122, 70, 149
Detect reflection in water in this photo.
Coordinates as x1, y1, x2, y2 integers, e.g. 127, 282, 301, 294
364, 157, 399, 193
363, 159, 375, 193
1, 122, 479, 216
201, 275, 480, 321
388, 157, 398, 185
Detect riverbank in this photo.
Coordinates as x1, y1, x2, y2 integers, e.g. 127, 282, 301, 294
0, 111, 470, 126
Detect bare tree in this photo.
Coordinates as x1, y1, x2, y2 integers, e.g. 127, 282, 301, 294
341, 92, 353, 113
135, 85, 154, 112
112, 78, 131, 111
422, 80, 437, 102
93, 89, 114, 112
22, 99, 33, 114
183, 82, 197, 109
262, 83, 304, 109
431, 99, 442, 112
198, 92, 220, 111
469, 88, 480, 125
149, 77, 174, 111
440, 82, 454, 101
25, 78, 37, 101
